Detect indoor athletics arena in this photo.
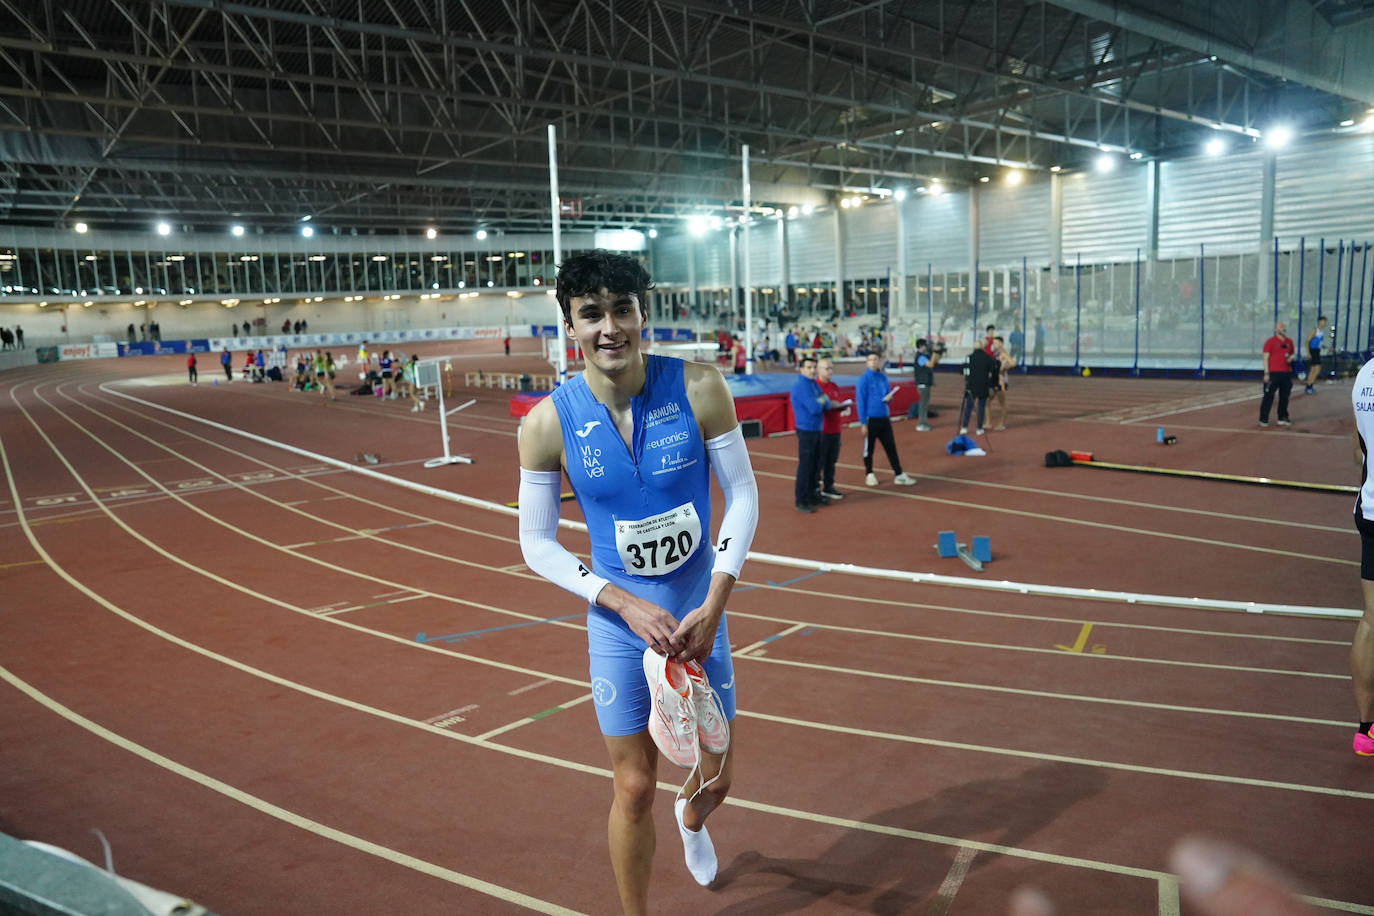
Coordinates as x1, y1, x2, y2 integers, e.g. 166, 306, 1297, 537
1, 2, 1372, 914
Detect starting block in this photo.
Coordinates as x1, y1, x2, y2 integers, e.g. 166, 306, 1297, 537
933, 530, 992, 572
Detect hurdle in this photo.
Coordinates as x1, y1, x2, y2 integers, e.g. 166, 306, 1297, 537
417, 356, 475, 469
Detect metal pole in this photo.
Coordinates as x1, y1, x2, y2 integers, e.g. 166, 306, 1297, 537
1358, 242, 1370, 360
1346, 239, 1358, 356
742, 144, 754, 375
1334, 241, 1345, 362
1272, 236, 1279, 326
927, 263, 933, 342
1133, 247, 1141, 375
1074, 252, 1081, 371
1021, 255, 1028, 373
1296, 237, 1306, 374
1198, 243, 1206, 376
548, 124, 567, 385
972, 259, 980, 338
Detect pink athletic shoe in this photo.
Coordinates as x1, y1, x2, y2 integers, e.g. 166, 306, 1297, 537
1354, 731, 1374, 756
642, 649, 699, 769
683, 661, 730, 755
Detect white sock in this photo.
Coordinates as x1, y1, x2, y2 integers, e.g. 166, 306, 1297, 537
674, 798, 717, 886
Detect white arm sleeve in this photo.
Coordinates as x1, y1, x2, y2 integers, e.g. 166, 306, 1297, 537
705, 426, 759, 579
518, 468, 610, 605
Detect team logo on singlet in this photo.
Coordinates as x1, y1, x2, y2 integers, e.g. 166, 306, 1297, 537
644, 401, 682, 429
580, 443, 605, 478
575, 420, 601, 438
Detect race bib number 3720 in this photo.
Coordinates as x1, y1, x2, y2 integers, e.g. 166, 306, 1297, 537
614, 502, 702, 576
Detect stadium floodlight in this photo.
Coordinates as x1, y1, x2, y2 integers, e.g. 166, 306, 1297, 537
1263, 125, 1293, 149
156, 222, 171, 236
301, 226, 314, 238
231, 224, 245, 237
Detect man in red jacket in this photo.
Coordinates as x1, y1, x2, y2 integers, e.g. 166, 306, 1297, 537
1259, 321, 1296, 427
815, 357, 853, 500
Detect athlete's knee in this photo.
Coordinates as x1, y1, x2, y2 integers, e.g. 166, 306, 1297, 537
611, 764, 658, 819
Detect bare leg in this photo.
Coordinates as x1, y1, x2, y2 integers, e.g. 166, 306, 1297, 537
1353, 580, 1374, 721
677, 719, 736, 831
604, 733, 659, 916
992, 390, 1007, 429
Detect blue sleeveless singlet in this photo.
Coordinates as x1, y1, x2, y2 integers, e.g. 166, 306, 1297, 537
551, 355, 713, 645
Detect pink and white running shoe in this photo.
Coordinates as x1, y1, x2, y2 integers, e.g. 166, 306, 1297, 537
684, 661, 731, 755
642, 649, 699, 769
1354, 731, 1374, 756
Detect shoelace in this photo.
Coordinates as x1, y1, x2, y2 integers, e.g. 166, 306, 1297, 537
677, 667, 728, 805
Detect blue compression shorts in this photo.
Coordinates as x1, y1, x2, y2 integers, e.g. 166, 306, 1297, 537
588, 615, 737, 737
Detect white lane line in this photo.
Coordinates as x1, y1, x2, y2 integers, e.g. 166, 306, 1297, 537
731, 611, 1347, 682
734, 623, 807, 658
0, 665, 586, 916
321, 594, 426, 617
926, 845, 977, 916
475, 694, 595, 741
739, 707, 1374, 800
509, 678, 555, 696
739, 653, 1347, 727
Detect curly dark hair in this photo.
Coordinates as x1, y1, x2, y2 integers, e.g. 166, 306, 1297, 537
555, 250, 654, 323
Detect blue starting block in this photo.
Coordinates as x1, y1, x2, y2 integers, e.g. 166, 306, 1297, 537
935, 530, 957, 558
933, 530, 992, 572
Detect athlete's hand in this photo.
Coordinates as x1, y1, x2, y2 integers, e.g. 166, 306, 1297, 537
668, 604, 721, 664
605, 588, 682, 654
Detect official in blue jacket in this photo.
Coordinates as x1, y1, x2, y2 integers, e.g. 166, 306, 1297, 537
856, 352, 916, 487
789, 356, 830, 511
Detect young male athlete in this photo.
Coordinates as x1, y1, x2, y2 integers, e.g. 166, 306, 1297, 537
517, 250, 759, 914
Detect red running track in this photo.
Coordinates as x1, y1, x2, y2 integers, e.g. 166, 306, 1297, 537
0, 347, 1369, 915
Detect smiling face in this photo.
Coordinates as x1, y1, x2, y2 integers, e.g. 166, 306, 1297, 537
566, 287, 645, 378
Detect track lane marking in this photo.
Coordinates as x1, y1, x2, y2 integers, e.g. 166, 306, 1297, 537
736, 652, 1347, 727
0, 664, 588, 916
